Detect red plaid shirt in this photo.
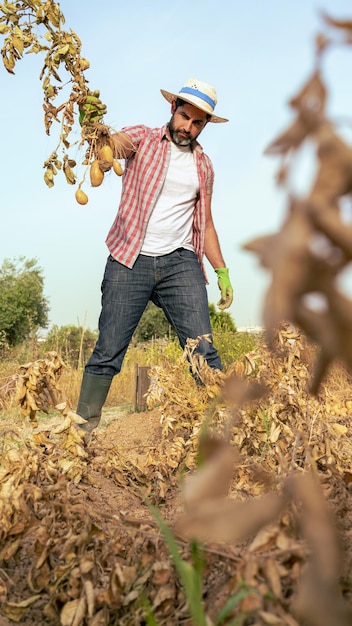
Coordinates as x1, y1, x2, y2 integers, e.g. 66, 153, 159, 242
105, 124, 214, 281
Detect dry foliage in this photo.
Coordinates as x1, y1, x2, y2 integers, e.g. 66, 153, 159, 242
244, 12, 352, 394
15, 351, 66, 424
0, 328, 351, 625
0, 8, 352, 626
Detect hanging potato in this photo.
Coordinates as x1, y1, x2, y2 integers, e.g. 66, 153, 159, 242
90, 160, 104, 186
98, 145, 114, 164
75, 188, 89, 205
113, 159, 124, 176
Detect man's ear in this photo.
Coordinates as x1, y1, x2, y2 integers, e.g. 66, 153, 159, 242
171, 100, 176, 114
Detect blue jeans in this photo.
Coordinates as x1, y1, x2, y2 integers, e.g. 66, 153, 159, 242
85, 249, 222, 377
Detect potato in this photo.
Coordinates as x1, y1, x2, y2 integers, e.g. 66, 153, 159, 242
90, 160, 104, 186
75, 188, 88, 205
98, 145, 114, 164
113, 160, 124, 176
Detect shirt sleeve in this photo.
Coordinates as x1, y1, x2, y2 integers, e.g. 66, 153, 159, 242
205, 155, 214, 195
120, 125, 149, 149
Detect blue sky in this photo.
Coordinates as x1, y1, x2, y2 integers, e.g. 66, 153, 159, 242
1, 0, 352, 332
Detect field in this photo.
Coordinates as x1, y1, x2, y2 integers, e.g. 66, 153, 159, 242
0, 328, 351, 626
1, 4, 352, 625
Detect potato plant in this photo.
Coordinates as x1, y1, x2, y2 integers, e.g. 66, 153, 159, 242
0, 0, 124, 203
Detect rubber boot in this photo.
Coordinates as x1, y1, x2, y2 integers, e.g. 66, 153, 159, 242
76, 372, 113, 433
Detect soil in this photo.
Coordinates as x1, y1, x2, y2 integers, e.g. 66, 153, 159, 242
74, 407, 181, 526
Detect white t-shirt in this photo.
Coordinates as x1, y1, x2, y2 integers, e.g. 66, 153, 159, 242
140, 141, 199, 256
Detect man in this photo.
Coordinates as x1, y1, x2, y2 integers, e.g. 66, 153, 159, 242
77, 77, 233, 433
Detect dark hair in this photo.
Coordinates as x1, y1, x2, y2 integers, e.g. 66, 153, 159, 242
175, 97, 211, 121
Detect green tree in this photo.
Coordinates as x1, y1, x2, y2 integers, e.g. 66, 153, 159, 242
133, 302, 175, 343
0, 257, 49, 346
133, 301, 237, 344
43, 324, 98, 368
208, 303, 237, 332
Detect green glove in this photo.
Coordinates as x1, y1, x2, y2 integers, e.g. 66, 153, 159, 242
215, 268, 233, 310
79, 90, 107, 125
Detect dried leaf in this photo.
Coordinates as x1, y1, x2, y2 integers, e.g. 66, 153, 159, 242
321, 12, 352, 31
249, 525, 279, 553
2, 595, 41, 622
60, 596, 87, 626
175, 492, 285, 544
183, 436, 237, 507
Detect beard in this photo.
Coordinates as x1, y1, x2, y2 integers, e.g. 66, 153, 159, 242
168, 116, 194, 146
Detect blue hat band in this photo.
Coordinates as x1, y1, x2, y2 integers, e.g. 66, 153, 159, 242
179, 86, 216, 110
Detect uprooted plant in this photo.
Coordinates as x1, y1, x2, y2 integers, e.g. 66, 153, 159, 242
0, 0, 129, 203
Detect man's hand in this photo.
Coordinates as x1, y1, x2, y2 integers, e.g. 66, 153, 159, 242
215, 268, 233, 310
79, 90, 107, 125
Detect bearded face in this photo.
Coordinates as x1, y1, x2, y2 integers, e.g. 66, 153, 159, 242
168, 101, 208, 146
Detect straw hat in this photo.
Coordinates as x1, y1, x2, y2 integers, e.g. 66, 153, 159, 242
161, 77, 228, 123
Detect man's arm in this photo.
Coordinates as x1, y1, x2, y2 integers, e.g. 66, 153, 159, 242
204, 194, 226, 268
111, 132, 136, 159
204, 195, 234, 310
